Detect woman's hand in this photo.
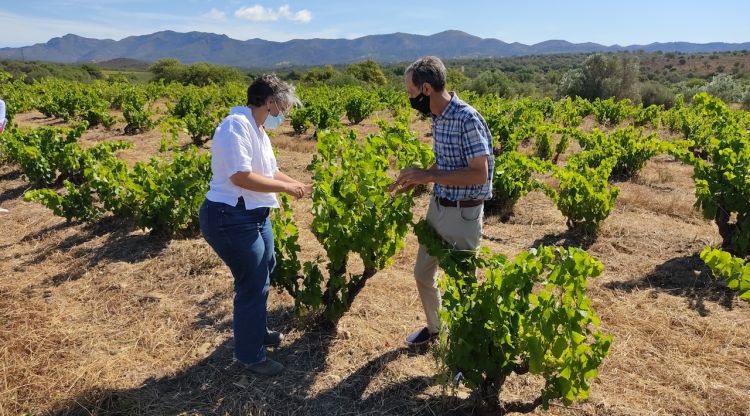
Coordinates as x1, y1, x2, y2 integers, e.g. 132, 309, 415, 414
285, 182, 313, 199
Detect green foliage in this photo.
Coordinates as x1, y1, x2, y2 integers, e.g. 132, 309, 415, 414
553, 97, 583, 128
742, 88, 750, 110
639, 81, 675, 108
128, 145, 211, 236
289, 107, 312, 134
302, 64, 336, 83
535, 128, 554, 160
572, 127, 664, 180
0, 73, 37, 125
120, 86, 155, 134
461, 69, 512, 97
694, 73, 743, 103
15, 121, 210, 236
607, 127, 665, 178
591, 97, 634, 126
308, 130, 416, 321
373, 115, 434, 169
270, 194, 325, 316
149, 58, 246, 86
633, 104, 662, 128
25, 180, 100, 221
20, 138, 132, 221
700, 247, 750, 302
559, 53, 639, 101
414, 220, 611, 409
0, 59, 106, 83
488, 152, 552, 220
271, 124, 430, 323
344, 90, 377, 124
553, 159, 620, 234
289, 87, 344, 134
554, 130, 571, 164
169, 85, 224, 144
482, 97, 544, 154
345, 60, 387, 85
36, 79, 115, 128
2, 124, 94, 187
670, 93, 750, 255
376, 88, 408, 116
446, 68, 467, 91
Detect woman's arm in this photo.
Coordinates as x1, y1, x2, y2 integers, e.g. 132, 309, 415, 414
273, 170, 304, 185
230, 171, 309, 198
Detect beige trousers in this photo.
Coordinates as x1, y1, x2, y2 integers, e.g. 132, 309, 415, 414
414, 197, 483, 333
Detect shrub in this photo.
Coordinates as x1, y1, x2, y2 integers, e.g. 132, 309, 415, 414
461, 70, 512, 97
344, 91, 377, 124
558, 54, 640, 101
692, 74, 743, 103
345, 60, 387, 85
639, 81, 675, 108
742, 87, 750, 110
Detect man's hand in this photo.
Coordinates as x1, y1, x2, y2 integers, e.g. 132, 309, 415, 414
389, 166, 431, 194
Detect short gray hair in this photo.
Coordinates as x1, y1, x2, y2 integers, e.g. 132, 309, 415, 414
247, 74, 302, 111
405, 56, 447, 92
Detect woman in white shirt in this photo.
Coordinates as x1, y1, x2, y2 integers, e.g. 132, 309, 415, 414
199, 74, 311, 376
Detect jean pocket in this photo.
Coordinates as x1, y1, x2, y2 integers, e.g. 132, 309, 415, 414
459, 205, 483, 222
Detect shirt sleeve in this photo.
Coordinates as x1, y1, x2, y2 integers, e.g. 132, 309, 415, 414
215, 118, 253, 175
0, 100, 6, 123
460, 114, 493, 162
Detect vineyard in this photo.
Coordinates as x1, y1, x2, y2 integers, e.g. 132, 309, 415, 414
1, 75, 749, 415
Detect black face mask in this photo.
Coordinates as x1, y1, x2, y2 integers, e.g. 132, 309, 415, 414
409, 93, 431, 116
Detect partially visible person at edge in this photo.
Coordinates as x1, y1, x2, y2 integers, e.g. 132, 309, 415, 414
389, 56, 494, 347
0, 97, 7, 134
0, 98, 6, 212
199, 74, 312, 377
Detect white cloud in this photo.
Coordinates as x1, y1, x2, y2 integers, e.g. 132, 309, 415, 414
235, 5, 275, 21
234, 4, 312, 23
204, 8, 227, 21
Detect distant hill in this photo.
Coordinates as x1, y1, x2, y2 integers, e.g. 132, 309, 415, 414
94, 58, 151, 71
1, 30, 749, 68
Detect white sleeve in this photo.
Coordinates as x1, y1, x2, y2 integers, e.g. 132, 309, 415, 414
215, 119, 253, 175
0, 100, 6, 123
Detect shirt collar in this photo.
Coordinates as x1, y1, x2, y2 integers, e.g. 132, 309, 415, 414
435, 92, 459, 120
230, 105, 262, 135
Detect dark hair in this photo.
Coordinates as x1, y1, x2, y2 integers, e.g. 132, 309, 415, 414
405, 56, 447, 92
246, 73, 301, 109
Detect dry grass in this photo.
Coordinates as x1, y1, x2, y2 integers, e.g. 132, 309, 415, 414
1, 111, 749, 416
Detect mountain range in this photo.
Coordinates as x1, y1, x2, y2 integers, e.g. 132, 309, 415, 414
1, 30, 749, 68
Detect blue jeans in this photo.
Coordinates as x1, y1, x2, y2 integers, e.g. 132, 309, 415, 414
199, 198, 276, 365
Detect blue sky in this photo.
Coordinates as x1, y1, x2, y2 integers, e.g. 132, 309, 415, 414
0, 0, 748, 48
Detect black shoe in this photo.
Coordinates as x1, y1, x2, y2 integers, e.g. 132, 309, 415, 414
242, 358, 284, 376
264, 330, 284, 347
405, 327, 438, 347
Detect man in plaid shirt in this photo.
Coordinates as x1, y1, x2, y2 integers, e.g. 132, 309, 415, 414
390, 56, 494, 346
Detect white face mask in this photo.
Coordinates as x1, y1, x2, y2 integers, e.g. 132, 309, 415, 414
263, 113, 284, 130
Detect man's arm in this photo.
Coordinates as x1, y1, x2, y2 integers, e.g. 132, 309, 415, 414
389, 155, 489, 194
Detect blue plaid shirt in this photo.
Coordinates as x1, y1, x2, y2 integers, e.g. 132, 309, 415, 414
431, 93, 494, 201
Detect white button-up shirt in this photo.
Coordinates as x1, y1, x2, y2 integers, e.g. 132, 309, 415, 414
205, 106, 280, 209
